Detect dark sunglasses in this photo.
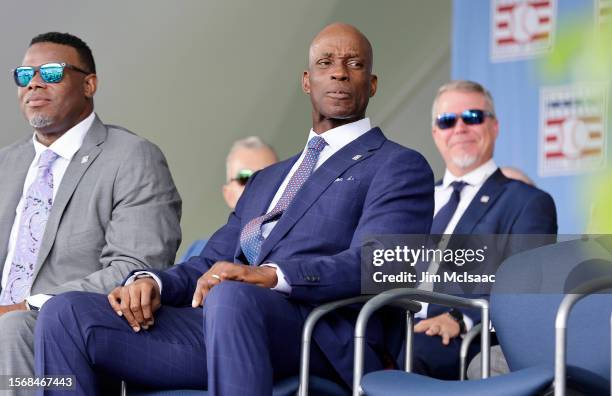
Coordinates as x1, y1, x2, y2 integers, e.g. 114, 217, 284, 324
435, 109, 495, 130
13, 62, 90, 87
230, 169, 254, 186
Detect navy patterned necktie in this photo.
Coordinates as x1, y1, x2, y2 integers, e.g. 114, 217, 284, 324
0, 150, 59, 304
240, 136, 327, 264
430, 180, 468, 235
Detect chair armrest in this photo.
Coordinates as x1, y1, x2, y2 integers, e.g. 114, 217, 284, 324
459, 323, 483, 380
353, 288, 490, 396
554, 276, 612, 396
299, 295, 421, 396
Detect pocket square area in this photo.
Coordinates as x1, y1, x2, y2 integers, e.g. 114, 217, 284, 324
334, 176, 358, 182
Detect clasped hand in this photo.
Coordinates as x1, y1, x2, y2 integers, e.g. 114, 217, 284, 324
414, 313, 461, 345
107, 261, 278, 332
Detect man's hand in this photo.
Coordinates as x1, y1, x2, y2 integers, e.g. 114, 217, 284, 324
191, 261, 278, 308
414, 313, 461, 345
0, 302, 27, 317
107, 278, 161, 332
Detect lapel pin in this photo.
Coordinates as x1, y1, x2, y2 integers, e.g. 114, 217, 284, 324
81, 155, 89, 164
480, 195, 490, 203
352, 155, 362, 161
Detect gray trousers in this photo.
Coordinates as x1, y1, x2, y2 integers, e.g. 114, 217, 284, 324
467, 345, 510, 379
0, 310, 38, 396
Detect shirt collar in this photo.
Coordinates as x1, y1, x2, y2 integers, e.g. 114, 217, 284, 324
32, 112, 95, 160
441, 158, 497, 189
305, 117, 371, 151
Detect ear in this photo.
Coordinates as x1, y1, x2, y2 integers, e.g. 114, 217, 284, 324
83, 74, 98, 99
492, 117, 499, 139
302, 71, 310, 94
369, 74, 378, 97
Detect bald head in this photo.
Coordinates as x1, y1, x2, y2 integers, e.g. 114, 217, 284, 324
303, 23, 377, 133
308, 23, 373, 72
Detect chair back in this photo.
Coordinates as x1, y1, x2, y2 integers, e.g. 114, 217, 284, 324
490, 237, 612, 393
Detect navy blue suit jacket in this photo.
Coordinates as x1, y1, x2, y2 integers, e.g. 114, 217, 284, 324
152, 127, 434, 384
429, 168, 558, 320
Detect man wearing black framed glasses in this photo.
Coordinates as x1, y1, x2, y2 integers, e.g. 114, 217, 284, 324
403, 80, 557, 380
0, 32, 181, 392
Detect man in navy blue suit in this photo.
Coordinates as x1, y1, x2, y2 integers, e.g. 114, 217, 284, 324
34, 23, 434, 395
407, 80, 557, 379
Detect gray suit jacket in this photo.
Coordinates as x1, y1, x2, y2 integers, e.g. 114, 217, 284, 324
0, 115, 182, 296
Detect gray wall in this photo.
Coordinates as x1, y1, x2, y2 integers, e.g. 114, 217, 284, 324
0, 1, 451, 259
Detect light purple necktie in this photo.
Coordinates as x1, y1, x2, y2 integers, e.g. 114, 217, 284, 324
240, 136, 327, 264
0, 149, 59, 304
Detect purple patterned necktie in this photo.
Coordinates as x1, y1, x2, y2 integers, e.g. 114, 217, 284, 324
240, 136, 327, 264
0, 149, 59, 304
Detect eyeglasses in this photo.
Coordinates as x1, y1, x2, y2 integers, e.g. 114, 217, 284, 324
230, 169, 254, 186
13, 62, 91, 87
435, 109, 495, 130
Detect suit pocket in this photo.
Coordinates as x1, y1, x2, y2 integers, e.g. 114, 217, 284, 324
325, 180, 362, 200
306, 181, 364, 234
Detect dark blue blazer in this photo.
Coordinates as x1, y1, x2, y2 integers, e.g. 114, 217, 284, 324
153, 127, 434, 384
429, 168, 558, 319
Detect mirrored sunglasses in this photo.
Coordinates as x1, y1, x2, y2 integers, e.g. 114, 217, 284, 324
435, 109, 495, 130
13, 62, 90, 87
230, 169, 254, 186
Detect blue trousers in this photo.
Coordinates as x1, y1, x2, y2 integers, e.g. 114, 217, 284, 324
35, 281, 337, 395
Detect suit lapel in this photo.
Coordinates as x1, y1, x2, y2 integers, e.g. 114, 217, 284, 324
0, 139, 34, 282
34, 117, 107, 277
452, 169, 507, 235
242, 157, 297, 223
255, 128, 385, 264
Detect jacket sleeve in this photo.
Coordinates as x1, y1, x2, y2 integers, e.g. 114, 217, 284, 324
49, 139, 182, 295
276, 149, 434, 304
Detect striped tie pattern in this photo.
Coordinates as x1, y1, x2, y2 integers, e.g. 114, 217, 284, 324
239, 136, 327, 264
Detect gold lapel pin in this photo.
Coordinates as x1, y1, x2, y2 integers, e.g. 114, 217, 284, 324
81, 155, 89, 164
352, 155, 362, 160
480, 195, 490, 203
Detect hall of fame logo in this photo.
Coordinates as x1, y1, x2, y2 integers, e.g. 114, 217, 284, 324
491, 0, 556, 61
539, 84, 608, 176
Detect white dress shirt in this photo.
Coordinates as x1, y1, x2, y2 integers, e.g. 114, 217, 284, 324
129, 118, 374, 295
1, 112, 95, 308
415, 158, 498, 329
262, 118, 372, 292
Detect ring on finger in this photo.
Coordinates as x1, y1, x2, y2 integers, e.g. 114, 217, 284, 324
211, 274, 221, 280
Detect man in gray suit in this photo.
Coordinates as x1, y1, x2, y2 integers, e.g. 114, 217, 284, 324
0, 32, 181, 393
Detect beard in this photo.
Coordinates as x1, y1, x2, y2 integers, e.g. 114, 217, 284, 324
29, 114, 54, 129
450, 153, 478, 169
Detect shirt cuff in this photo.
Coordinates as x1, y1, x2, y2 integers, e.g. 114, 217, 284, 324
26, 294, 53, 310
261, 263, 291, 293
126, 271, 163, 294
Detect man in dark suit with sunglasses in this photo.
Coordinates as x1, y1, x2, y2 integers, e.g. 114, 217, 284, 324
0, 32, 181, 392
35, 23, 435, 395
405, 80, 557, 379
